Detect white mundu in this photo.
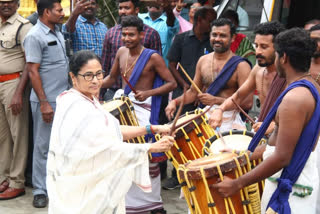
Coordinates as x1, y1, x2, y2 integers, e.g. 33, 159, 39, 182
261, 145, 319, 214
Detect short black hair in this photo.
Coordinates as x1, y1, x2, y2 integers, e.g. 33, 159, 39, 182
69, 50, 100, 76
309, 24, 320, 32
254, 21, 285, 42
118, 0, 139, 8
211, 18, 236, 36
37, 0, 61, 16
275, 28, 317, 72
193, 6, 217, 27
121, 15, 143, 32
305, 19, 320, 26
221, 10, 239, 27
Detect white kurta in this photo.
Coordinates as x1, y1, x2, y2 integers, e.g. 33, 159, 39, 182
47, 89, 151, 214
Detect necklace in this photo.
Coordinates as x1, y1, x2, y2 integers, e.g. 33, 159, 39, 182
260, 69, 266, 98
291, 73, 311, 83
124, 47, 144, 77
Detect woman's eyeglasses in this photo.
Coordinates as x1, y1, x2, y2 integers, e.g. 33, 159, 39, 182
77, 70, 104, 81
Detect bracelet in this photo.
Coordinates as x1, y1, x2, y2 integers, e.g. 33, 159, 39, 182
146, 125, 152, 135
176, 6, 182, 12
150, 125, 156, 135
215, 107, 223, 112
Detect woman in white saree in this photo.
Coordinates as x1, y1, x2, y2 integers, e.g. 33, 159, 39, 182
46, 50, 174, 214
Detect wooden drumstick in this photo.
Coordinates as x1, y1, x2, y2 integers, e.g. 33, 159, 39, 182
169, 88, 186, 136
178, 63, 202, 94
121, 73, 137, 94
231, 98, 255, 124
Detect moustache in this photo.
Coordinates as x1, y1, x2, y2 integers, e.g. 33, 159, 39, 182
213, 41, 223, 46
256, 54, 266, 60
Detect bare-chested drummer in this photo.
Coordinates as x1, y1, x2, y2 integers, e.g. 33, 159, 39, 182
165, 18, 252, 131
101, 15, 176, 213
213, 28, 320, 214
209, 21, 286, 134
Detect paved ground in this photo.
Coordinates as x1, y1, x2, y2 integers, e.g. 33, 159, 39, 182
0, 163, 189, 214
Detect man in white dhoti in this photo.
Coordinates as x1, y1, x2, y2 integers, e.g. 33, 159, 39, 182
211, 28, 320, 214
165, 18, 252, 132
46, 50, 174, 214
102, 16, 177, 213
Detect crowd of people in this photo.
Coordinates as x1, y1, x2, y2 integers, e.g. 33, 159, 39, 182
0, 0, 320, 213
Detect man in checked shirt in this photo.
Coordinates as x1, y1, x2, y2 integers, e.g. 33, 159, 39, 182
62, 0, 108, 57
100, 0, 162, 101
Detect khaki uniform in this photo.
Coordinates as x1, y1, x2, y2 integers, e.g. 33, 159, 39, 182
0, 12, 33, 189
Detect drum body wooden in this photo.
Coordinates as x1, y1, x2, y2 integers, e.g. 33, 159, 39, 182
157, 110, 215, 169
178, 153, 261, 214
204, 130, 265, 203
102, 96, 144, 143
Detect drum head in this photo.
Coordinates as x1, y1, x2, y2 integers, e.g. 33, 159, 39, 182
102, 99, 127, 116
205, 130, 254, 155
170, 111, 206, 138
181, 153, 247, 180
187, 153, 238, 170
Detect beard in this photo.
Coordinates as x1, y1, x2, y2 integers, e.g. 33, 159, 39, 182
212, 41, 230, 53
276, 61, 286, 78
256, 54, 275, 67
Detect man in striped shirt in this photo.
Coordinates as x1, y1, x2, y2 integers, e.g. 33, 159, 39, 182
100, 0, 162, 100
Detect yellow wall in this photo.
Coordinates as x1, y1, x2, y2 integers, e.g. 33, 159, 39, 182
18, 0, 70, 19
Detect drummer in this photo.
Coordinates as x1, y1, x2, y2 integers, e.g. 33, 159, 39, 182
212, 28, 320, 214
102, 15, 176, 214
46, 50, 174, 213
209, 21, 286, 135
165, 18, 252, 132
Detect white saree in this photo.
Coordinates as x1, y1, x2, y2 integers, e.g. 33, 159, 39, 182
47, 89, 151, 214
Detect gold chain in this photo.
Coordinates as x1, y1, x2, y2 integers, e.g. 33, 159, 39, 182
292, 73, 311, 83
124, 47, 144, 77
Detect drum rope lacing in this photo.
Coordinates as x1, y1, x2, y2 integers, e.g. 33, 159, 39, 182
178, 152, 262, 214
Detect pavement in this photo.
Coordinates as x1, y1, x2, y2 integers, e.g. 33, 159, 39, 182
0, 163, 189, 214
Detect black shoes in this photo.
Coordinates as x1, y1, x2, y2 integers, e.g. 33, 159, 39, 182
151, 208, 167, 214
33, 194, 47, 208
162, 177, 180, 190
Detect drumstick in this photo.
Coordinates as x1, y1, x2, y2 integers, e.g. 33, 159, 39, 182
231, 98, 255, 124
170, 88, 186, 136
174, 104, 213, 130
121, 73, 137, 94
178, 63, 202, 94
216, 127, 227, 146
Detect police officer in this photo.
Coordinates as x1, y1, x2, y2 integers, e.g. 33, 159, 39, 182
0, 0, 33, 200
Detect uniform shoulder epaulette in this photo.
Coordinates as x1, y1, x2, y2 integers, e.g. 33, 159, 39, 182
17, 15, 30, 24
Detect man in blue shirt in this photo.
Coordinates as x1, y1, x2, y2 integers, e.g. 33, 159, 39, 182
62, 0, 107, 57
24, 0, 69, 208
138, 1, 179, 66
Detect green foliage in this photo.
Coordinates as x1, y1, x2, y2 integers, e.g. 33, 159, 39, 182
97, 0, 118, 28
